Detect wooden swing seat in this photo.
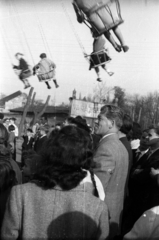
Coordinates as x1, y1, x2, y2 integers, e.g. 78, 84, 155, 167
87, 49, 111, 68
37, 70, 55, 82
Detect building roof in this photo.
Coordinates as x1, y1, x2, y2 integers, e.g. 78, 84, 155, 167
9, 105, 70, 114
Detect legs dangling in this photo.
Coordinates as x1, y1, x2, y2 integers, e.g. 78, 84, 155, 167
21, 79, 31, 89
94, 67, 102, 82
53, 79, 59, 88
101, 64, 114, 76
104, 31, 121, 52
112, 26, 129, 52
45, 81, 51, 89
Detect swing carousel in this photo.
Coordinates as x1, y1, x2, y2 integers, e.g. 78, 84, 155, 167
61, 0, 113, 78
1, 0, 58, 89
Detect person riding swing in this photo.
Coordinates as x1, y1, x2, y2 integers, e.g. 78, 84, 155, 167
87, 30, 114, 82
73, 0, 129, 53
33, 53, 59, 89
13, 53, 32, 89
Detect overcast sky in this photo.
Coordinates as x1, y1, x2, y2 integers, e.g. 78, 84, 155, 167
0, 0, 159, 105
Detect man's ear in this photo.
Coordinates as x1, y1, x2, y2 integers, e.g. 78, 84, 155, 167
108, 119, 114, 129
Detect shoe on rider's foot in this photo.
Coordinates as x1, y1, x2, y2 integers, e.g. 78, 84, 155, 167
97, 78, 102, 82
108, 72, 114, 76
122, 45, 129, 52
115, 44, 122, 52
24, 85, 30, 89
47, 85, 51, 89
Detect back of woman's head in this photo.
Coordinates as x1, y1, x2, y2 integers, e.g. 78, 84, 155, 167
0, 160, 17, 192
0, 123, 9, 146
43, 125, 92, 169
34, 125, 93, 190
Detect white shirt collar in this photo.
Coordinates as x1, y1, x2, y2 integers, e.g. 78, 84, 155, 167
100, 133, 116, 142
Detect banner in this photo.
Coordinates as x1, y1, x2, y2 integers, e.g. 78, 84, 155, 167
70, 99, 104, 118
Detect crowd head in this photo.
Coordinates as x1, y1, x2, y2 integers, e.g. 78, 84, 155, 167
95, 104, 123, 136
33, 125, 93, 190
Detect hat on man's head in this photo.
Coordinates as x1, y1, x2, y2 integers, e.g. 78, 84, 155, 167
40, 53, 47, 59
15, 53, 23, 57
3, 118, 9, 123
27, 128, 33, 133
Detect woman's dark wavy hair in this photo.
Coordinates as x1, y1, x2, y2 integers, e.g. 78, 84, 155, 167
0, 123, 9, 146
33, 125, 94, 191
0, 160, 17, 192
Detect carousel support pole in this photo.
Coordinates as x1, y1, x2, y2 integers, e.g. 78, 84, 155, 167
32, 95, 51, 126
16, 87, 34, 165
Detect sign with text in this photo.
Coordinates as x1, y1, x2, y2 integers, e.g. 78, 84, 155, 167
71, 99, 104, 118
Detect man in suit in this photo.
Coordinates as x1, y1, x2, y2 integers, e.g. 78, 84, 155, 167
93, 104, 129, 239
118, 113, 133, 171
126, 126, 159, 233
34, 125, 49, 154
132, 129, 149, 168
22, 128, 34, 151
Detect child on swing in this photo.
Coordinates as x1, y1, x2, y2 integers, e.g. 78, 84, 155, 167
13, 53, 32, 89
73, 0, 129, 53
33, 53, 59, 89
87, 30, 114, 82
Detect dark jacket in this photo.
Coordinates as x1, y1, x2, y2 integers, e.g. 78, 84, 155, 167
22, 136, 34, 151
34, 135, 47, 154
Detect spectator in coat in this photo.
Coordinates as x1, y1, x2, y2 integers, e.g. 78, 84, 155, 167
0, 123, 22, 184
1, 125, 109, 240
34, 125, 49, 154
118, 113, 133, 171
9, 118, 19, 137
125, 126, 159, 234
22, 128, 34, 151
93, 104, 129, 239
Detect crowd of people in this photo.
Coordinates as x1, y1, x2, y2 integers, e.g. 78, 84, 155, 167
0, 107, 159, 239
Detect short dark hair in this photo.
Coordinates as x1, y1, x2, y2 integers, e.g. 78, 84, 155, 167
22, 150, 42, 176
40, 124, 50, 134
0, 113, 4, 120
27, 128, 33, 133
131, 122, 142, 140
33, 126, 93, 190
71, 116, 91, 133
40, 53, 47, 59
120, 114, 133, 135
148, 126, 159, 136
100, 104, 123, 129
8, 124, 15, 132
15, 52, 23, 57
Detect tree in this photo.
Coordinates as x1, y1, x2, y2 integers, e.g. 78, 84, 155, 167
93, 82, 114, 103
112, 86, 125, 108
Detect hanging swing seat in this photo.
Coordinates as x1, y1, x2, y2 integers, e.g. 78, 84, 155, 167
79, 0, 124, 36
37, 69, 55, 82
13, 66, 32, 80
86, 49, 111, 69
20, 68, 32, 80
